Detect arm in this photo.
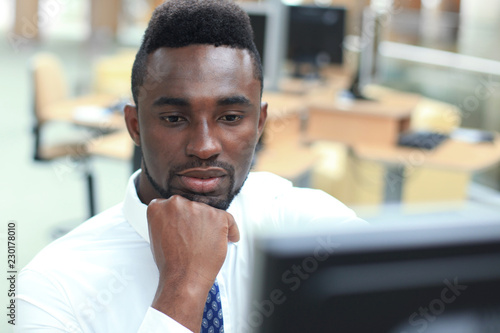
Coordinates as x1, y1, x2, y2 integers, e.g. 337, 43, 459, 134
16, 269, 195, 333
15, 269, 81, 333
16, 194, 238, 333
146, 195, 239, 332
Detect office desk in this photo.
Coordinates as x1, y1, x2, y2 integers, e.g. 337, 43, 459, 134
351, 136, 500, 203
253, 92, 318, 186
69, 101, 135, 163
260, 91, 307, 144
304, 84, 500, 205
41, 94, 117, 124
306, 87, 420, 146
353, 136, 500, 172
72, 109, 126, 132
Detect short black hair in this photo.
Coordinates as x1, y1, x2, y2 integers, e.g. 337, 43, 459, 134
131, 0, 263, 107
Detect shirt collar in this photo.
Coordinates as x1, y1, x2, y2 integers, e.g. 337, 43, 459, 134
123, 169, 150, 243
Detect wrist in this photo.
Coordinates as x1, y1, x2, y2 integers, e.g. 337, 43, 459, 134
152, 273, 212, 332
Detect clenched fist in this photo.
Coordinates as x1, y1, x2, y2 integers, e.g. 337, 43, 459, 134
147, 195, 239, 332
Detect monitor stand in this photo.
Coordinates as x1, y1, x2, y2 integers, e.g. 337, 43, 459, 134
291, 60, 321, 80
340, 69, 374, 101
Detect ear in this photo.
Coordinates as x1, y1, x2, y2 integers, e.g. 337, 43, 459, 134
258, 101, 268, 139
124, 104, 141, 146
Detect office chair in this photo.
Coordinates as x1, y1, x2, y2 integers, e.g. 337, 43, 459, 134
87, 130, 135, 168
31, 53, 133, 218
31, 53, 99, 218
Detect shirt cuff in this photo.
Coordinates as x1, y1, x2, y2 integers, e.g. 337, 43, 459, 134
138, 307, 193, 333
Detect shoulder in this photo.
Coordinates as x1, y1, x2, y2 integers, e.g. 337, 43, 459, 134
242, 171, 293, 196
238, 172, 365, 227
21, 203, 146, 275
17, 203, 155, 332
243, 171, 349, 209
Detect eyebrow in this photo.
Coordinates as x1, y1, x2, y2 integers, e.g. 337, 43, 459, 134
217, 96, 253, 107
152, 97, 189, 107
152, 95, 253, 108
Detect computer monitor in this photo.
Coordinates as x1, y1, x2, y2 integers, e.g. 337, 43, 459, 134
241, 0, 288, 91
248, 13, 267, 68
249, 220, 500, 332
287, 5, 346, 77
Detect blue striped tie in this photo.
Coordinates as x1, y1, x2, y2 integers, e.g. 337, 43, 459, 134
201, 280, 224, 333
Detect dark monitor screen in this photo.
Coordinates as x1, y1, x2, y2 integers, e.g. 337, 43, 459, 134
249, 13, 267, 68
287, 5, 346, 66
250, 221, 500, 333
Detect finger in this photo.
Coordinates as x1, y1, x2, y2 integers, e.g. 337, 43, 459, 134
146, 199, 162, 228
226, 214, 240, 243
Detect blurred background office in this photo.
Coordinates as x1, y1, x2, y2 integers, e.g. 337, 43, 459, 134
2, 0, 500, 331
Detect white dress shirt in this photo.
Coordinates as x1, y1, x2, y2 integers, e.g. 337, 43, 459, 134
16, 171, 365, 332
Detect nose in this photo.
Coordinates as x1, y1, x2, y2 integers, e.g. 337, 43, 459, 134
185, 120, 222, 160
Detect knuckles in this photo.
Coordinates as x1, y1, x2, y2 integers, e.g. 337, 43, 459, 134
147, 195, 186, 216
146, 194, 233, 231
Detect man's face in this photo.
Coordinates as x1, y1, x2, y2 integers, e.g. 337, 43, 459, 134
126, 45, 267, 210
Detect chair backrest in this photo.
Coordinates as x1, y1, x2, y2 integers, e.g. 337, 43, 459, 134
31, 53, 68, 124
31, 53, 70, 161
92, 49, 135, 97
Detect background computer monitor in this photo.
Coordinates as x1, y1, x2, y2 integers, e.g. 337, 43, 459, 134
241, 0, 288, 91
287, 5, 346, 77
248, 13, 267, 68
250, 220, 500, 332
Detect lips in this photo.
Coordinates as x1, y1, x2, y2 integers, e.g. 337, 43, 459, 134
177, 168, 228, 194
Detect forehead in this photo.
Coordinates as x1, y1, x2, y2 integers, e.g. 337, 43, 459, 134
139, 45, 259, 104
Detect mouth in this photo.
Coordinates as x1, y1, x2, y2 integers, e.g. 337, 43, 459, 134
176, 167, 228, 194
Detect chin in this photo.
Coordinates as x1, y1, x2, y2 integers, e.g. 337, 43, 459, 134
184, 193, 231, 211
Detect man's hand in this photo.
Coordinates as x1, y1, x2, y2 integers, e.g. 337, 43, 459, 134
147, 195, 239, 332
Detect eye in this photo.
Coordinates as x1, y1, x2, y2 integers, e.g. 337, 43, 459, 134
219, 114, 243, 122
162, 115, 186, 123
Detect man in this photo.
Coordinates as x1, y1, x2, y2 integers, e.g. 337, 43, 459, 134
17, 0, 365, 332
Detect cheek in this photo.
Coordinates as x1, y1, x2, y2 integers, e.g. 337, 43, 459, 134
228, 129, 259, 167
140, 122, 180, 172
239, 140, 258, 162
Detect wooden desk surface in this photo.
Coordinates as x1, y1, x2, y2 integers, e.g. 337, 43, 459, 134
62, 94, 127, 131
262, 91, 308, 120
72, 112, 125, 131
353, 134, 500, 172
253, 143, 318, 181
307, 84, 421, 119
257, 90, 315, 180
42, 94, 118, 124
88, 130, 134, 160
